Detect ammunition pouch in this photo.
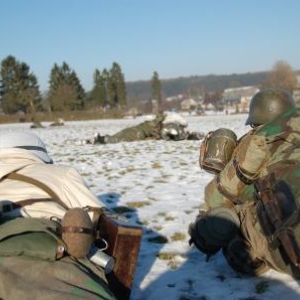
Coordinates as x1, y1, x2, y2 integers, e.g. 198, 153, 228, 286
199, 128, 237, 174
255, 174, 300, 272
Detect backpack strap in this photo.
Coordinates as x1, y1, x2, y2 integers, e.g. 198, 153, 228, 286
2, 172, 69, 211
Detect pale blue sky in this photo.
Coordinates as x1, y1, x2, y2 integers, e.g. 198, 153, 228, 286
0, 0, 299, 92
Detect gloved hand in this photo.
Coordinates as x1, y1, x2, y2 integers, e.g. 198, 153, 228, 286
188, 207, 240, 257
188, 212, 221, 257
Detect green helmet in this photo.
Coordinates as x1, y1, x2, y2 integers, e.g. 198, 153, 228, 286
245, 89, 295, 127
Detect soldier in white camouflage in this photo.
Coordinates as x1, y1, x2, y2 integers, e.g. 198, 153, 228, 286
0, 132, 117, 299
189, 89, 300, 278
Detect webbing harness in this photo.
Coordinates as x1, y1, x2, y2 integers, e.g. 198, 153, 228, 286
1, 172, 103, 236
2, 172, 69, 210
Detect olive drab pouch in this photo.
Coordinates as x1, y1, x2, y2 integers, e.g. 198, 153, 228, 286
255, 167, 300, 277
0, 217, 66, 261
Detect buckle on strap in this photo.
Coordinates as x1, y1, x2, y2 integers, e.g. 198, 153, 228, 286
216, 175, 238, 202
233, 158, 256, 185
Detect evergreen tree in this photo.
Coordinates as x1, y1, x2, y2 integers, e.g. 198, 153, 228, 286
69, 71, 85, 110
89, 62, 126, 110
102, 68, 110, 107
47, 62, 85, 111
90, 68, 109, 107
0, 55, 41, 114
151, 71, 162, 110
109, 62, 126, 108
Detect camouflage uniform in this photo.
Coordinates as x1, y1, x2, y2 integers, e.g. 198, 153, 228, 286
0, 132, 117, 299
203, 107, 300, 277
91, 113, 203, 144
0, 256, 116, 299
103, 114, 165, 144
205, 107, 300, 209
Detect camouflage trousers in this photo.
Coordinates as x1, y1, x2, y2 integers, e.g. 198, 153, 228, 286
234, 202, 299, 276
0, 256, 116, 300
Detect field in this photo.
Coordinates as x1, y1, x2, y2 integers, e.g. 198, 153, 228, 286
1, 113, 300, 300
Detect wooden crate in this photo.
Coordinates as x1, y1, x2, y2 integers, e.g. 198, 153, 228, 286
98, 214, 143, 300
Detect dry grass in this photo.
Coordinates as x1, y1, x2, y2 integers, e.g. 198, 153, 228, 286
0, 109, 125, 124
170, 232, 186, 241
126, 201, 151, 208
157, 252, 177, 260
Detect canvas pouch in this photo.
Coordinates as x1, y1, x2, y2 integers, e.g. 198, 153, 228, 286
0, 217, 65, 262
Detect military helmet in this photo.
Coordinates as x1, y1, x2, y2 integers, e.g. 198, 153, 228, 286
0, 131, 53, 163
245, 89, 295, 127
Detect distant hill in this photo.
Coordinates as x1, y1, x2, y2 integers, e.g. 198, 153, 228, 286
125, 71, 270, 102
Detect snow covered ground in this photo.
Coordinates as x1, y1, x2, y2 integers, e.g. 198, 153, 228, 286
1, 113, 300, 300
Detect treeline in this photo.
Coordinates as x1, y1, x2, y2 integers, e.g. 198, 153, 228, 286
127, 62, 299, 106
0, 55, 127, 115
126, 72, 270, 101
0, 55, 299, 117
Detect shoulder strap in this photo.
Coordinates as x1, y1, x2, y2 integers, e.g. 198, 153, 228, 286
3, 172, 69, 211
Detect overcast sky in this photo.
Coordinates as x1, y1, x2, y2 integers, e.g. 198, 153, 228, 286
1, 0, 299, 92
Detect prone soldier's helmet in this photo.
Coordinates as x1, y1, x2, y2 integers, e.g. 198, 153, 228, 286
245, 89, 295, 127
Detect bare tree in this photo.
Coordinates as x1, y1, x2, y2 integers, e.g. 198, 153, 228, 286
263, 61, 297, 93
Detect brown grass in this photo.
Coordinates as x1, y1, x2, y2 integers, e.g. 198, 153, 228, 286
0, 109, 125, 124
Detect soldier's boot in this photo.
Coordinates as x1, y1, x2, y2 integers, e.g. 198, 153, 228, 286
93, 133, 106, 144
186, 131, 204, 140
222, 236, 270, 276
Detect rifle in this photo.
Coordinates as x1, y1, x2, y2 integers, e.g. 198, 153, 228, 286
256, 175, 300, 269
